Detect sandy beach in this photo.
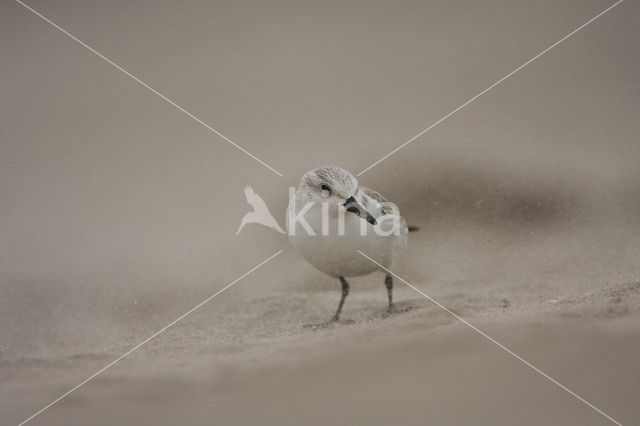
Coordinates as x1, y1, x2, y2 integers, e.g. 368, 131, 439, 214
3, 218, 640, 425
2, 0, 639, 424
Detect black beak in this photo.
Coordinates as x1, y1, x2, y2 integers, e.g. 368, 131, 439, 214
344, 196, 377, 225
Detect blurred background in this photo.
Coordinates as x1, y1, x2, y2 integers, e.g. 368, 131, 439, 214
1, 0, 639, 424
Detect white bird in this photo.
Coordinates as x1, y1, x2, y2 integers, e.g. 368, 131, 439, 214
287, 166, 413, 325
236, 186, 285, 235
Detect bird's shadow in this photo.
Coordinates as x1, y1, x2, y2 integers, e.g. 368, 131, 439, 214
303, 300, 422, 331
302, 318, 356, 331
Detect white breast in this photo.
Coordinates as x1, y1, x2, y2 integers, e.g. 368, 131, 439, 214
286, 197, 406, 278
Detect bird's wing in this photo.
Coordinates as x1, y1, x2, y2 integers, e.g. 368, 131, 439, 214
244, 186, 270, 211
361, 186, 407, 237
360, 186, 400, 217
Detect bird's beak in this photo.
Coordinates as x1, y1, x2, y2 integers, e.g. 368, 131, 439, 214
344, 196, 377, 225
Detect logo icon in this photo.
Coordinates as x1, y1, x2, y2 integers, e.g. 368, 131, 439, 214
236, 186, 285, 235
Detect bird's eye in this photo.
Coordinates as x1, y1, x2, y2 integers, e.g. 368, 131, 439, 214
320, 184, 331, 197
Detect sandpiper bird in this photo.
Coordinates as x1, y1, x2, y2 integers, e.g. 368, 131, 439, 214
287, 165, 411, 324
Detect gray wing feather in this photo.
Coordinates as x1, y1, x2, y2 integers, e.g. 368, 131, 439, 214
360, 186, 401, 217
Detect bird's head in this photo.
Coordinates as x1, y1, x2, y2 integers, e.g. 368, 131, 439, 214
299, 165, 376, 225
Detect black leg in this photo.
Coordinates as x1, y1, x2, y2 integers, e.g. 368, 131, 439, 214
303, 277, 351, 329
333, 276, 350, 321
385, 272, 394, 311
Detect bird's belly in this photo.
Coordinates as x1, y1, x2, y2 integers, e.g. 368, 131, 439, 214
287, 204, 405, 277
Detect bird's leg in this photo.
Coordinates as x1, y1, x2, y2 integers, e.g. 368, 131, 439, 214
385, 272, 394, 312
303, 277, 352, 330
332, 276, 350, 321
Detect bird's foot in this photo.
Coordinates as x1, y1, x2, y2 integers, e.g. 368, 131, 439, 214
303, 317, 355, 330
382, 303, 416, 318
